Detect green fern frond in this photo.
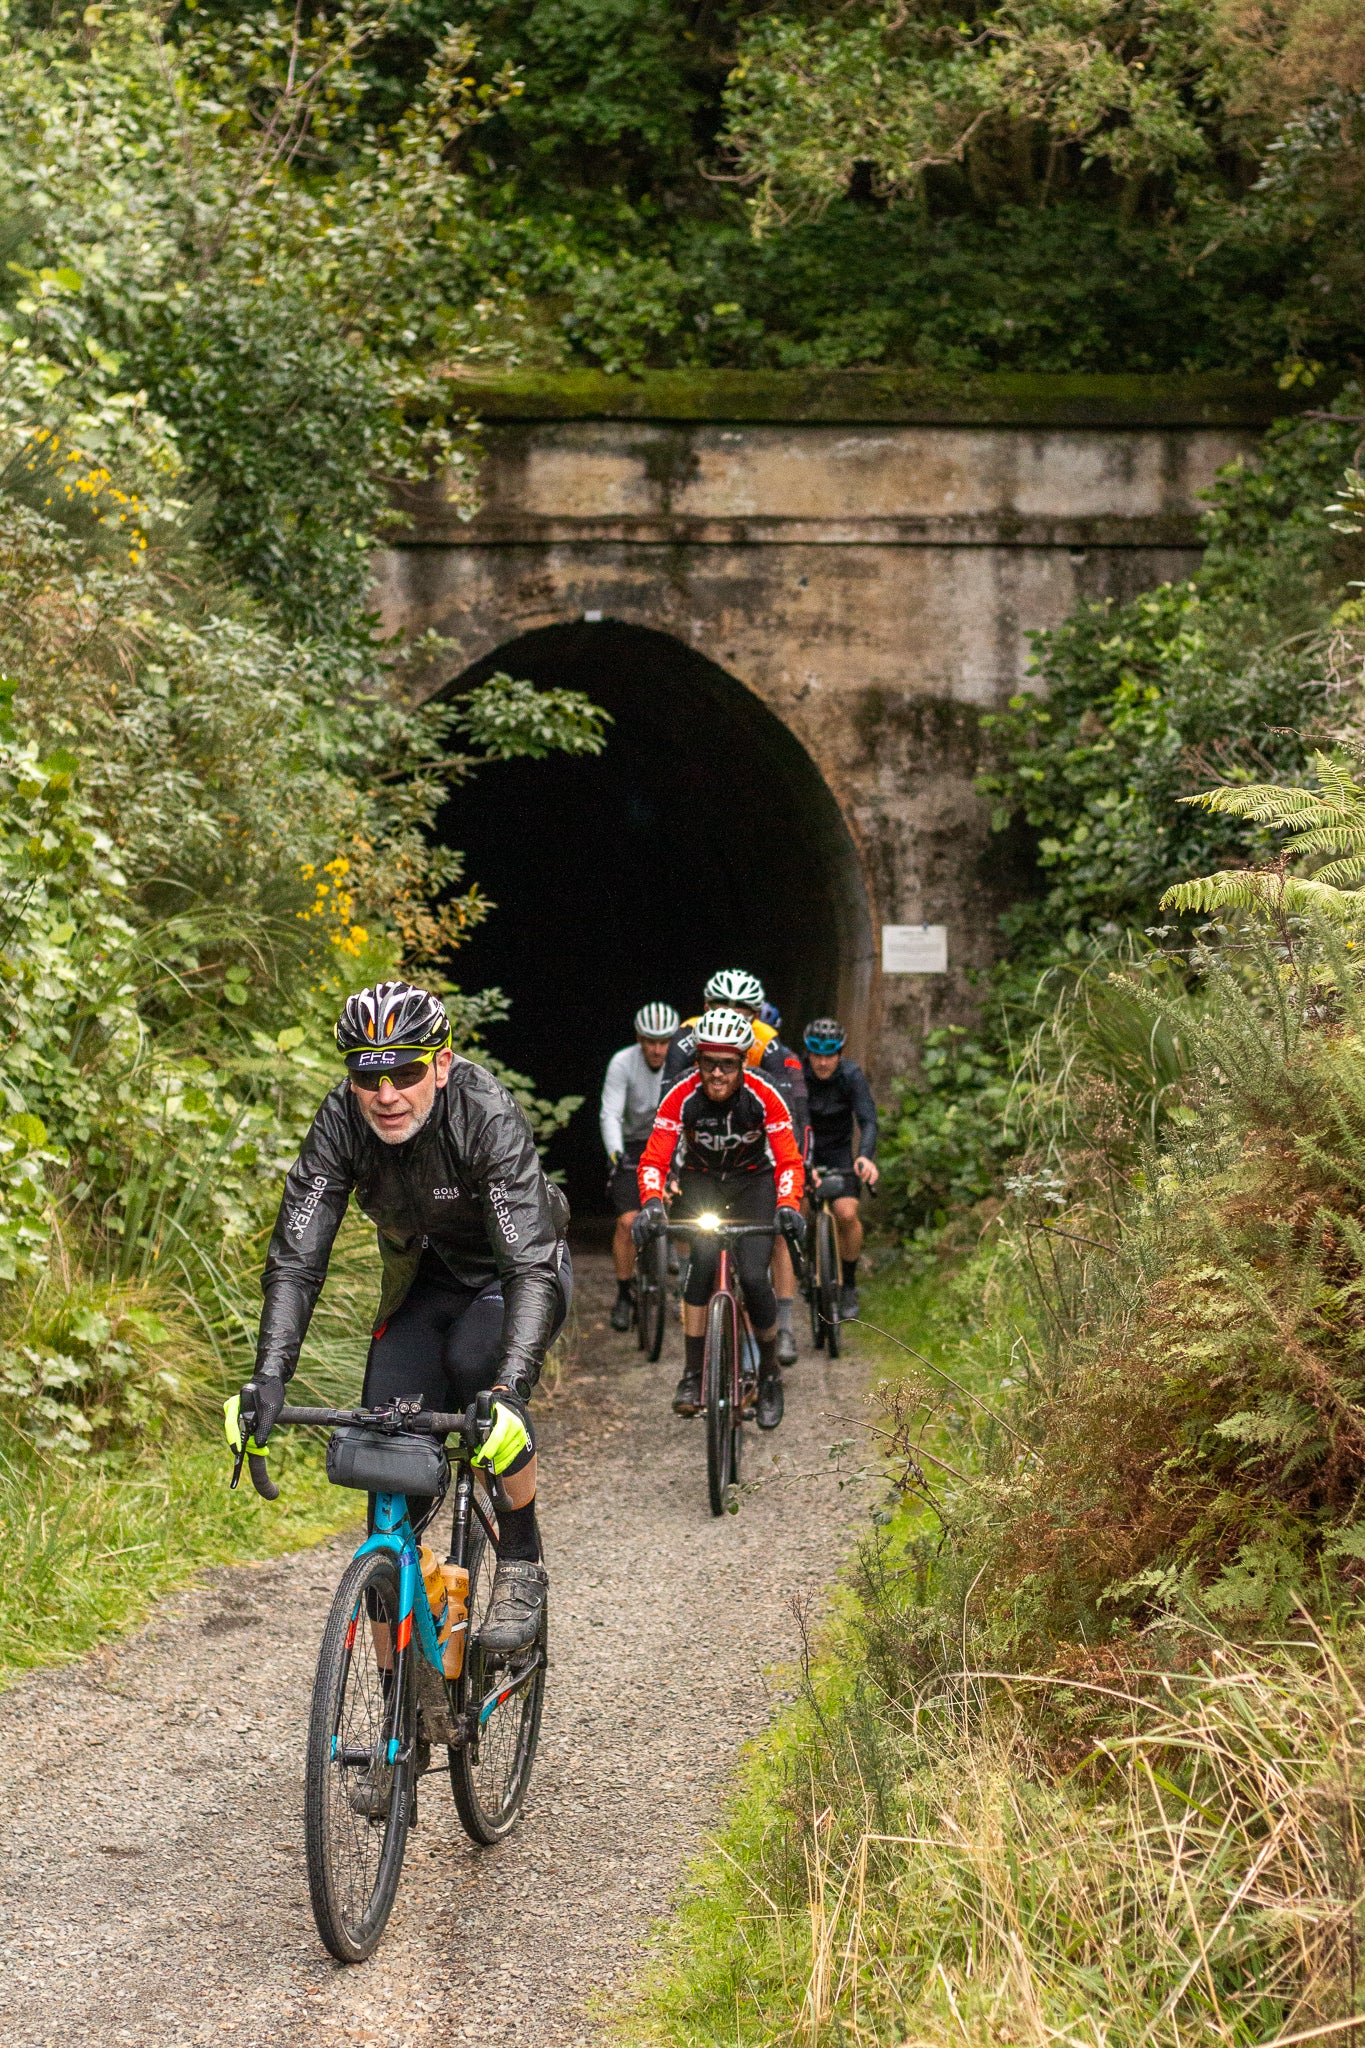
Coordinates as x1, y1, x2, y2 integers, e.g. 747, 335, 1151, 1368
1180, 785, 1343, 826
1307, 854, 1365, 888
1158, 872, 1365, 918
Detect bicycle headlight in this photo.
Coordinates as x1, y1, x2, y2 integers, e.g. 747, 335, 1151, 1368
696, 1213, 719, 1231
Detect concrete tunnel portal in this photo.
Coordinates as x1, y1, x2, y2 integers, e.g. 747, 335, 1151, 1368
435, 621, 876, 1215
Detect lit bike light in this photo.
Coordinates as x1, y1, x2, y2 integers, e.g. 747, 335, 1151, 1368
696, 1213, 719, 1231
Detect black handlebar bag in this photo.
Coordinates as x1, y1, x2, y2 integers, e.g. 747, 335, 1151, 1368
326, 1427, 450, 1497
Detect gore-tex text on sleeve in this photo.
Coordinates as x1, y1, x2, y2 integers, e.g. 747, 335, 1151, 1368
462, 1085, 563, 1389
256, 1083, 358, 1379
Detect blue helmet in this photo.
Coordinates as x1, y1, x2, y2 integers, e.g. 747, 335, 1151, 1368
804, 1017, 845, 1055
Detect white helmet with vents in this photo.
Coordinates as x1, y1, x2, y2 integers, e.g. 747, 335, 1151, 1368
634, 1002, 680, 1038
704, 968, 765, 1009
693, 1007, 755, 1053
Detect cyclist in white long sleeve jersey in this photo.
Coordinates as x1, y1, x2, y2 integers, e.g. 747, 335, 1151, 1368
600, 1002, 679, 1329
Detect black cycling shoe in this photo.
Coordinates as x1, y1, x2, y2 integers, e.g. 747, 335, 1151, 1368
776, 1324, 798, 1367
672, 1370, 702, 1416
609, 1288, 634, 1332
756, 1372, 784, 1430
480, 1560, 548, 1655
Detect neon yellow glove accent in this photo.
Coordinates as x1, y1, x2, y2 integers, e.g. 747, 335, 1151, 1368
222, 1394, 269, 1458
471, 1401, 531, 1477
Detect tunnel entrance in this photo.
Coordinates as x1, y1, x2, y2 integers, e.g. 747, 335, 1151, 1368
434, 622, 874, 1215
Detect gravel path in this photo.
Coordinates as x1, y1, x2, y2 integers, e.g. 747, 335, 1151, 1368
0, 1253, 869, 2048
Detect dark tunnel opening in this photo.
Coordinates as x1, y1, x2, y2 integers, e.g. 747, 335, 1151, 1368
433, 622, 874, 1216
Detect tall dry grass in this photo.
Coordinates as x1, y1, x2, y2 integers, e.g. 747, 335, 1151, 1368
648, 1617, 1365, 2048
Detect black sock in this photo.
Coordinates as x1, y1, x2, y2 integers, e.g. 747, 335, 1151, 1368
616, 1277, 633, 1299
498, 1499, 540, 1562
758, 1335, 780, 1379
841, 1258, 859, 1288
684, 1333, 705, 1380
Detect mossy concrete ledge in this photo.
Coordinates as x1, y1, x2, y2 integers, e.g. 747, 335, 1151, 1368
442, 367, 1330, 428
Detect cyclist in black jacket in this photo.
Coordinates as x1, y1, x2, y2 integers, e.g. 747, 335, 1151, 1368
802, 1018, 878, 1318
236, 981, 571, 1653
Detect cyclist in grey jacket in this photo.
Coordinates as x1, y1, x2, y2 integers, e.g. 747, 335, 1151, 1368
600, 1001, 678, 1328
237, 981, 570, 1653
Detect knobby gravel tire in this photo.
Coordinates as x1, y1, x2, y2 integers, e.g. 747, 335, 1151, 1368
304, 1549, 413, 1964
637, 1232, 668, 1362
705, 1292, 738, 1518
816, 1209, 841, 1359
450, 1513, 546, 1844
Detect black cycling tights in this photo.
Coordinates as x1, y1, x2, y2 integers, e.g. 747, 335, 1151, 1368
676, 1170, 777, 1332
362, 1252, 570, 1560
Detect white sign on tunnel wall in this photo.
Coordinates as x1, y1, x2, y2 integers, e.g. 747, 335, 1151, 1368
882, 925, 948, 974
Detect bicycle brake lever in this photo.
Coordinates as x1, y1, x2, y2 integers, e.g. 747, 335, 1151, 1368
229, 1441, 246, 1491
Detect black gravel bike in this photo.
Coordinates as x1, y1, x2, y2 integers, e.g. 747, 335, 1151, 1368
662, 1217, 798, 1517
633, 1224, 669, 1361
227, 1395, 546, 1962
805, 1170, 843, 1359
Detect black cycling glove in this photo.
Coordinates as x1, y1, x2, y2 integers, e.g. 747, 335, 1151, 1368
632, 1198, 667, 1248
239, 1363, 287, 1446
777, 1207, 807, 1253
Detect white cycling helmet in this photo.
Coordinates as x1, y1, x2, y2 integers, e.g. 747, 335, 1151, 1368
693, 1006, 755, 1053
704, 967, 765, 1008
634, 1001, 679, 1038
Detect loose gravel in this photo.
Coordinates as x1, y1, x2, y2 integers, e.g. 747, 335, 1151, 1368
0, 1253, 870, 2047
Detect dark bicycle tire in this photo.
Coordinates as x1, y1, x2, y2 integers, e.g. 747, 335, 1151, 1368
705, 1290, 736, 1517
450, 1509, 546, 1845
806, 1244, 824, 1350
638, 1231, 668, 1362
304, 1549, 414, 1964
816, 1208, 841, 1359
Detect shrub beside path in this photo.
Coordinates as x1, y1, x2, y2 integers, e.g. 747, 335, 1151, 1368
0, 1253, 868, 2047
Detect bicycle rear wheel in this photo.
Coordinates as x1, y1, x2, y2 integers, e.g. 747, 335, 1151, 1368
816, 1208, 841, 1358
638, 1231, 668, 1362
705, 1291, 737, 1517
304, 1549, 413, 1963
450, 1509, 546, 1844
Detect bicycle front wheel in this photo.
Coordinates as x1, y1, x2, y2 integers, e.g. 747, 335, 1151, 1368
451, 1512, 547, 1844
304, 1549, 413, 1963
639, 1231, 668, 1362
705, 1291, 737, 1517
817, 1208, 841, 1358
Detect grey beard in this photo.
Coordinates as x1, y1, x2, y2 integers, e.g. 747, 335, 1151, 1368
368, 1095, 436, 1146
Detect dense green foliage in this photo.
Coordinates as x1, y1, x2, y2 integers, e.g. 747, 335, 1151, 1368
314, 0, 1365, 374
0, 0, 608, 1664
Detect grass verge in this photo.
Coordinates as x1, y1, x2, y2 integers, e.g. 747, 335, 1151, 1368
0, 1213, 383, 1682
630, 1255, 1365, 2047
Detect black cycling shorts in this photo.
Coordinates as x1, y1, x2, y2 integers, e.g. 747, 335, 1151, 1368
362, 1247, 573, 1471
608, 1143, 645, 1217
675, 1170, 777, 1332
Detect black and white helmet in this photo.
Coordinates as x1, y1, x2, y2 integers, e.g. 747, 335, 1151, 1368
335, 981, 452, 1071
634, 1001, 679, 1038
694, 1006, 755, 1053
704, 968, 765, 1009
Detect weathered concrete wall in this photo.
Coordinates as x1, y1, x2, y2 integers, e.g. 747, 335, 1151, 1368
375, 373, 1279, 1085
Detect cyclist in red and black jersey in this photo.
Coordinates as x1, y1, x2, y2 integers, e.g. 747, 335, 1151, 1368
661, 968, 809, 1365
635, 1007, 805, 1430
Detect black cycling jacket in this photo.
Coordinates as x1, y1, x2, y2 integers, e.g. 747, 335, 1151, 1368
801, 1056, 879, 1167
256, 1058, 570, 1392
